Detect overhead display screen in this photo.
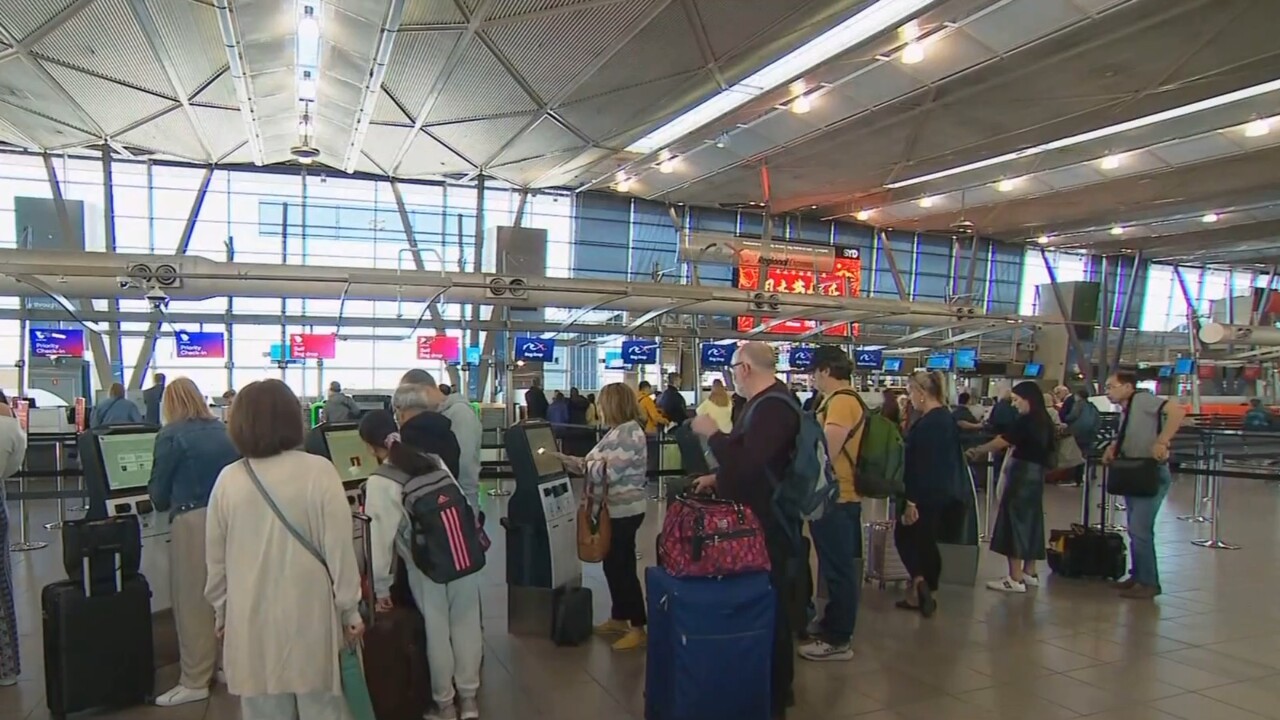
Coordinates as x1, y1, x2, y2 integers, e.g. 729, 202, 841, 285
324, 428, 378, 482
882, 357, 904, 373
1174, 357, 1195, 375
524, 425, 564, 477
925, 354, 953, 371
1157, 365, 1173, 378
621, 340, 659, 365
954, 348, 977, 371
175, 331, 226, 359
735, 245, 862, 337
1024, 363, 1044, 378
789, 347, 816, 372
29, 328, 85, 358
854, 349, 882, 370
701, 343, 733, 368
98, 432, 158, 492
514, 337, 555, 362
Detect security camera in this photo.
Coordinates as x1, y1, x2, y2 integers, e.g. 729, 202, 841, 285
145, 287, 170, 309
116, 276, 135, 289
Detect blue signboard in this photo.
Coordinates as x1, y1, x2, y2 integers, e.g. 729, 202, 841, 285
514, 337, 555, 362
790, 347, 816, 372
175, 331, 226, 359
1174, 357, 1195, 375
269, 343, 303, 366
621, 340, 659, 365
854, 348, 883, 370
700, 343, 733, 368
1158, 365, 1173, 378
29, 328, 85, 358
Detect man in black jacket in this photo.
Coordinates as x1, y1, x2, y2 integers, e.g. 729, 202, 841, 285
692, 342, 801, 719
142, 372, 166, 425
391, 383, 461, 480
524, 377, 549, 420
658, 372, 688, 424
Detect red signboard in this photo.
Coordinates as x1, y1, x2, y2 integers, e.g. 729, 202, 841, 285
74, 397, 86, 432
736, 249, 862, 337
1196, 364, 1216, 380
1242, 365, 1262, 381
289, 333, 337, 360
417, 335, 461, 363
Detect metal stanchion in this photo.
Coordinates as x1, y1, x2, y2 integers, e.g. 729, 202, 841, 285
44, 440, 68, 531
9, 475, 49, 552
1178, 433, 1213, 522
1192, 451, 1239, 550
487, 483, 512, 497
979, 455, 993, 542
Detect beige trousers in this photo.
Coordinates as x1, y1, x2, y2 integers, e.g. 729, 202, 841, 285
171, 508, 218, 689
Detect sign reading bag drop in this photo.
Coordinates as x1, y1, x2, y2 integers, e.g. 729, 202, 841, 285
29, 328, 85, 358
290, 333, 337, 360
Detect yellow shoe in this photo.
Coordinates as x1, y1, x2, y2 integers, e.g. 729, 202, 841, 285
594, 619, 629, 636
612, 628, 647, 651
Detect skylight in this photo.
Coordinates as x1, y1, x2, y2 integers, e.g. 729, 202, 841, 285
625, 0, 933, 154
884, 77, 1280, 189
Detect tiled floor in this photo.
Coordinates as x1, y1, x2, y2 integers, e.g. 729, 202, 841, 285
3, 474, 1279, 720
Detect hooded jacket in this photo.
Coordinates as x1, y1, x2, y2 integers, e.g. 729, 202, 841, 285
436, 394, 482, 511
398, 410, 462, 496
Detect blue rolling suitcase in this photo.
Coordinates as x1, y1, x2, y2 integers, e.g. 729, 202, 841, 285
645, 567, 774, 720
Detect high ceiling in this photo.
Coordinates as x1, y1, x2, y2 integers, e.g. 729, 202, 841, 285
0, 0, 1277, 266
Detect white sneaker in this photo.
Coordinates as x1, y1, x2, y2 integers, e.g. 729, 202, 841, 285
986, 576, 1027, 594
1023, 574, 1040, 588
0, 677, 16, 687
797, 639, 854, 662
155, 685, 210, 707
459, 696, 479, 720
426, 702, 457, 720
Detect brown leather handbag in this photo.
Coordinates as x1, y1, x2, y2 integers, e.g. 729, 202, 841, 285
577, 461, 612, 563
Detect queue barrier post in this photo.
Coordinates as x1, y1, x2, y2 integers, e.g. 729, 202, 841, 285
1192, 451, 1240, 550
43, 439, 69, 531
9, 473, 49, 552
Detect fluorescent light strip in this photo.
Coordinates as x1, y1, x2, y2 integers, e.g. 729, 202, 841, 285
885, 77, 1280, 189
625, 0, 932, 154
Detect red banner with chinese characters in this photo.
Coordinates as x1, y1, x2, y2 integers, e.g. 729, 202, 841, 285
736, 249, 862, 336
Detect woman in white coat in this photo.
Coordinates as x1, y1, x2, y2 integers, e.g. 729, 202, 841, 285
205, 379, 364, 720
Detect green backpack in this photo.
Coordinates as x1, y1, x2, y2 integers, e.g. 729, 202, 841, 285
825, 389, 905, 499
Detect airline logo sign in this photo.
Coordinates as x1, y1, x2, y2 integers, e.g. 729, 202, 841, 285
290, 333, 337, 360
854, 349, 883, 369
417, 335, 461, 363
514, 337, 555, 362
29, 328, 85, 358
176, 331, 226, 359
701, 343, 733, 368
621, 340, 659, 365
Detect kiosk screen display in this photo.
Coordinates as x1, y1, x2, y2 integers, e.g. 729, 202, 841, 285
324, 428, 378, 481
882, 357, 903, 373
524, 425, 564, 477
98, 432, 158, 492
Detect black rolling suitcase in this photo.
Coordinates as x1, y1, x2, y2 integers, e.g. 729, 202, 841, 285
44, 537, 154, 719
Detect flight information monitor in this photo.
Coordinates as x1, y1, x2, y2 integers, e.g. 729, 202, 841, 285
98, 432, 158, 493
523, 425, 564, 477
324, 428, 378, 482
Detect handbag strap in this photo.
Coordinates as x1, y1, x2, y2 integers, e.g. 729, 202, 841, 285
1116, 394, 1166, 459
242, 459, 332, 586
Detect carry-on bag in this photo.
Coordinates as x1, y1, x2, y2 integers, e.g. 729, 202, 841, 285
43, 564, 154, 719
645, 567, 773, 720
863, 519, 909, 588
1047, 524, 1126, 579
577, 461, 612, 563
1105, 399, 1166, 497
60, 515, 142, 595
551, 585, 593, 646
659, 493, 770, 578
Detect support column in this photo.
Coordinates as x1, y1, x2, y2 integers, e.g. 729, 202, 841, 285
877, 228, 909, 300
101, 148, 124, 385
1111, 251, 1143, 379
128, 166, 213, 389
43, 153, 113, 391
389, 177, 461, 389
477, 186, 524, 403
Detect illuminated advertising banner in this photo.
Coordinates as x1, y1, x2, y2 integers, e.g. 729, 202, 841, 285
29, 328, 85, 358
417, 335, 461, 363
289, 333, 337, 360
175, 331, 226, 359
735, 246, 862, 337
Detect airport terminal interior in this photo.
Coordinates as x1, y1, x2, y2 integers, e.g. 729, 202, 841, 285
2, 0, 1280, 718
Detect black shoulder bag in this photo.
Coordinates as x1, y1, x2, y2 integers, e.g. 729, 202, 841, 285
1105, 398, 1165, 498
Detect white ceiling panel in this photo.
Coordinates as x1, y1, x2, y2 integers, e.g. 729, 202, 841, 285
429, 114, 537, 163
0, 0, 81, 42
44, 64, 174, 134
144, 0, 226, 95
33, 0, 172, 95
400, 129, 475, 176
425, 38, 539, 122
492, 116, 584, 164
117, 106, 206, 159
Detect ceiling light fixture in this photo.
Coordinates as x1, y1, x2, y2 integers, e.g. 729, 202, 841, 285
996, 178, 1016, 192
885, 77, 1280, 189
615, 177, 633, 193
901, 42, 925, 65
1201, 213, 1219, 223
918, 196, 935, 208
1109, 226, 1125, 236
855, 209, 872, 221
1244, 118, 1271, 137
659, 158, 678, 174
714, 132, 729, 148
1036, 235, 1050, 245
625, 0, 933, 154
791, 94, 812, 114
899, 19, 921, 42
298, 70, 317, 103
1099, 154, 1121, 170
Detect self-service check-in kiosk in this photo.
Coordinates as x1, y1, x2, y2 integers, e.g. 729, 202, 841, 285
312, 421, 380, 508
79, 424, 171, 612
503, 421, 580, 636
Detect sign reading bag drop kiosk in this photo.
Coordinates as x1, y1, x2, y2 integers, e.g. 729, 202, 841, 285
621, 340, 659, 365
289, 333, 337, 360
175, 331, 226, 359
514, 337, 555, 362
29, 328, 85, 358
417, 335, 461, 363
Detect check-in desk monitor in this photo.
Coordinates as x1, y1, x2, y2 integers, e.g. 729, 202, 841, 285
79, 424, 171, 612
315, 421, 375, 508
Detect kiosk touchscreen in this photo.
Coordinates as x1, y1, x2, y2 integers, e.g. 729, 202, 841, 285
313, 421, 377, 507
79, 424, 172, 612
503, 421, 581, 636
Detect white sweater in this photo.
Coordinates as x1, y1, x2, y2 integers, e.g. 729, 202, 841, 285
0, 416, 25, 481
364, 468, 413, 600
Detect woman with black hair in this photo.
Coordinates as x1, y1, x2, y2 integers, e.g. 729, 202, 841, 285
359, 410, 483, 720
967, 381, 1054, 593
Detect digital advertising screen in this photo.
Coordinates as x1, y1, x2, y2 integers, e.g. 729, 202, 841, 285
1174, 357, 1195, 375
290, 333, 337, 360
1023, 363, 1044, 378
514, 337, 555, 362
854, 348, 882, 370
465, 346, 481, 366
1157, 365, 1173, 378
882, 357, 904, 373
604, 351, 626, 370
417, 335, 461, 363
524, 425, 564, 477
734, 245, 862, 337
621, 340, 659, 365
98, 432, 158, 493
954, 348, 977, 371
925, 354, 953, 371
700, 342, 733, 368
175, 331, 226, 359
324, 428, 378, 482
789, 347, 816, 372
29, 328, 85, 358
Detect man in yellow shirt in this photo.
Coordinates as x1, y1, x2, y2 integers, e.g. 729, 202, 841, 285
798, 346, 863, 662
635, 381, 668, 434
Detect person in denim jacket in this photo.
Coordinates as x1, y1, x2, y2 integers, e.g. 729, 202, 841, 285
147, 378, 240, 707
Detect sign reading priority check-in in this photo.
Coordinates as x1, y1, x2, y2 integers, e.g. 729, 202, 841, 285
175, 331, 226, 359
29, 328, 85, 358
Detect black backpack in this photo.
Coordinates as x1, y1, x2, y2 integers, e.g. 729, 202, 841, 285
372, 464, 486, 584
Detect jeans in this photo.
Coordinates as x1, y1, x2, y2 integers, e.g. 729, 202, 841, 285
808, 503, 861, 645
602, 513, 646, 627
1125, 465, 1173, 588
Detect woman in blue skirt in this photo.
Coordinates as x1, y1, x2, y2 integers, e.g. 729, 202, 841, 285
966, 381, 1054, 594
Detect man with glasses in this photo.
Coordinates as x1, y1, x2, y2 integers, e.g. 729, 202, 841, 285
1103, 371, 1186, 599
691, 342, 803, 719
